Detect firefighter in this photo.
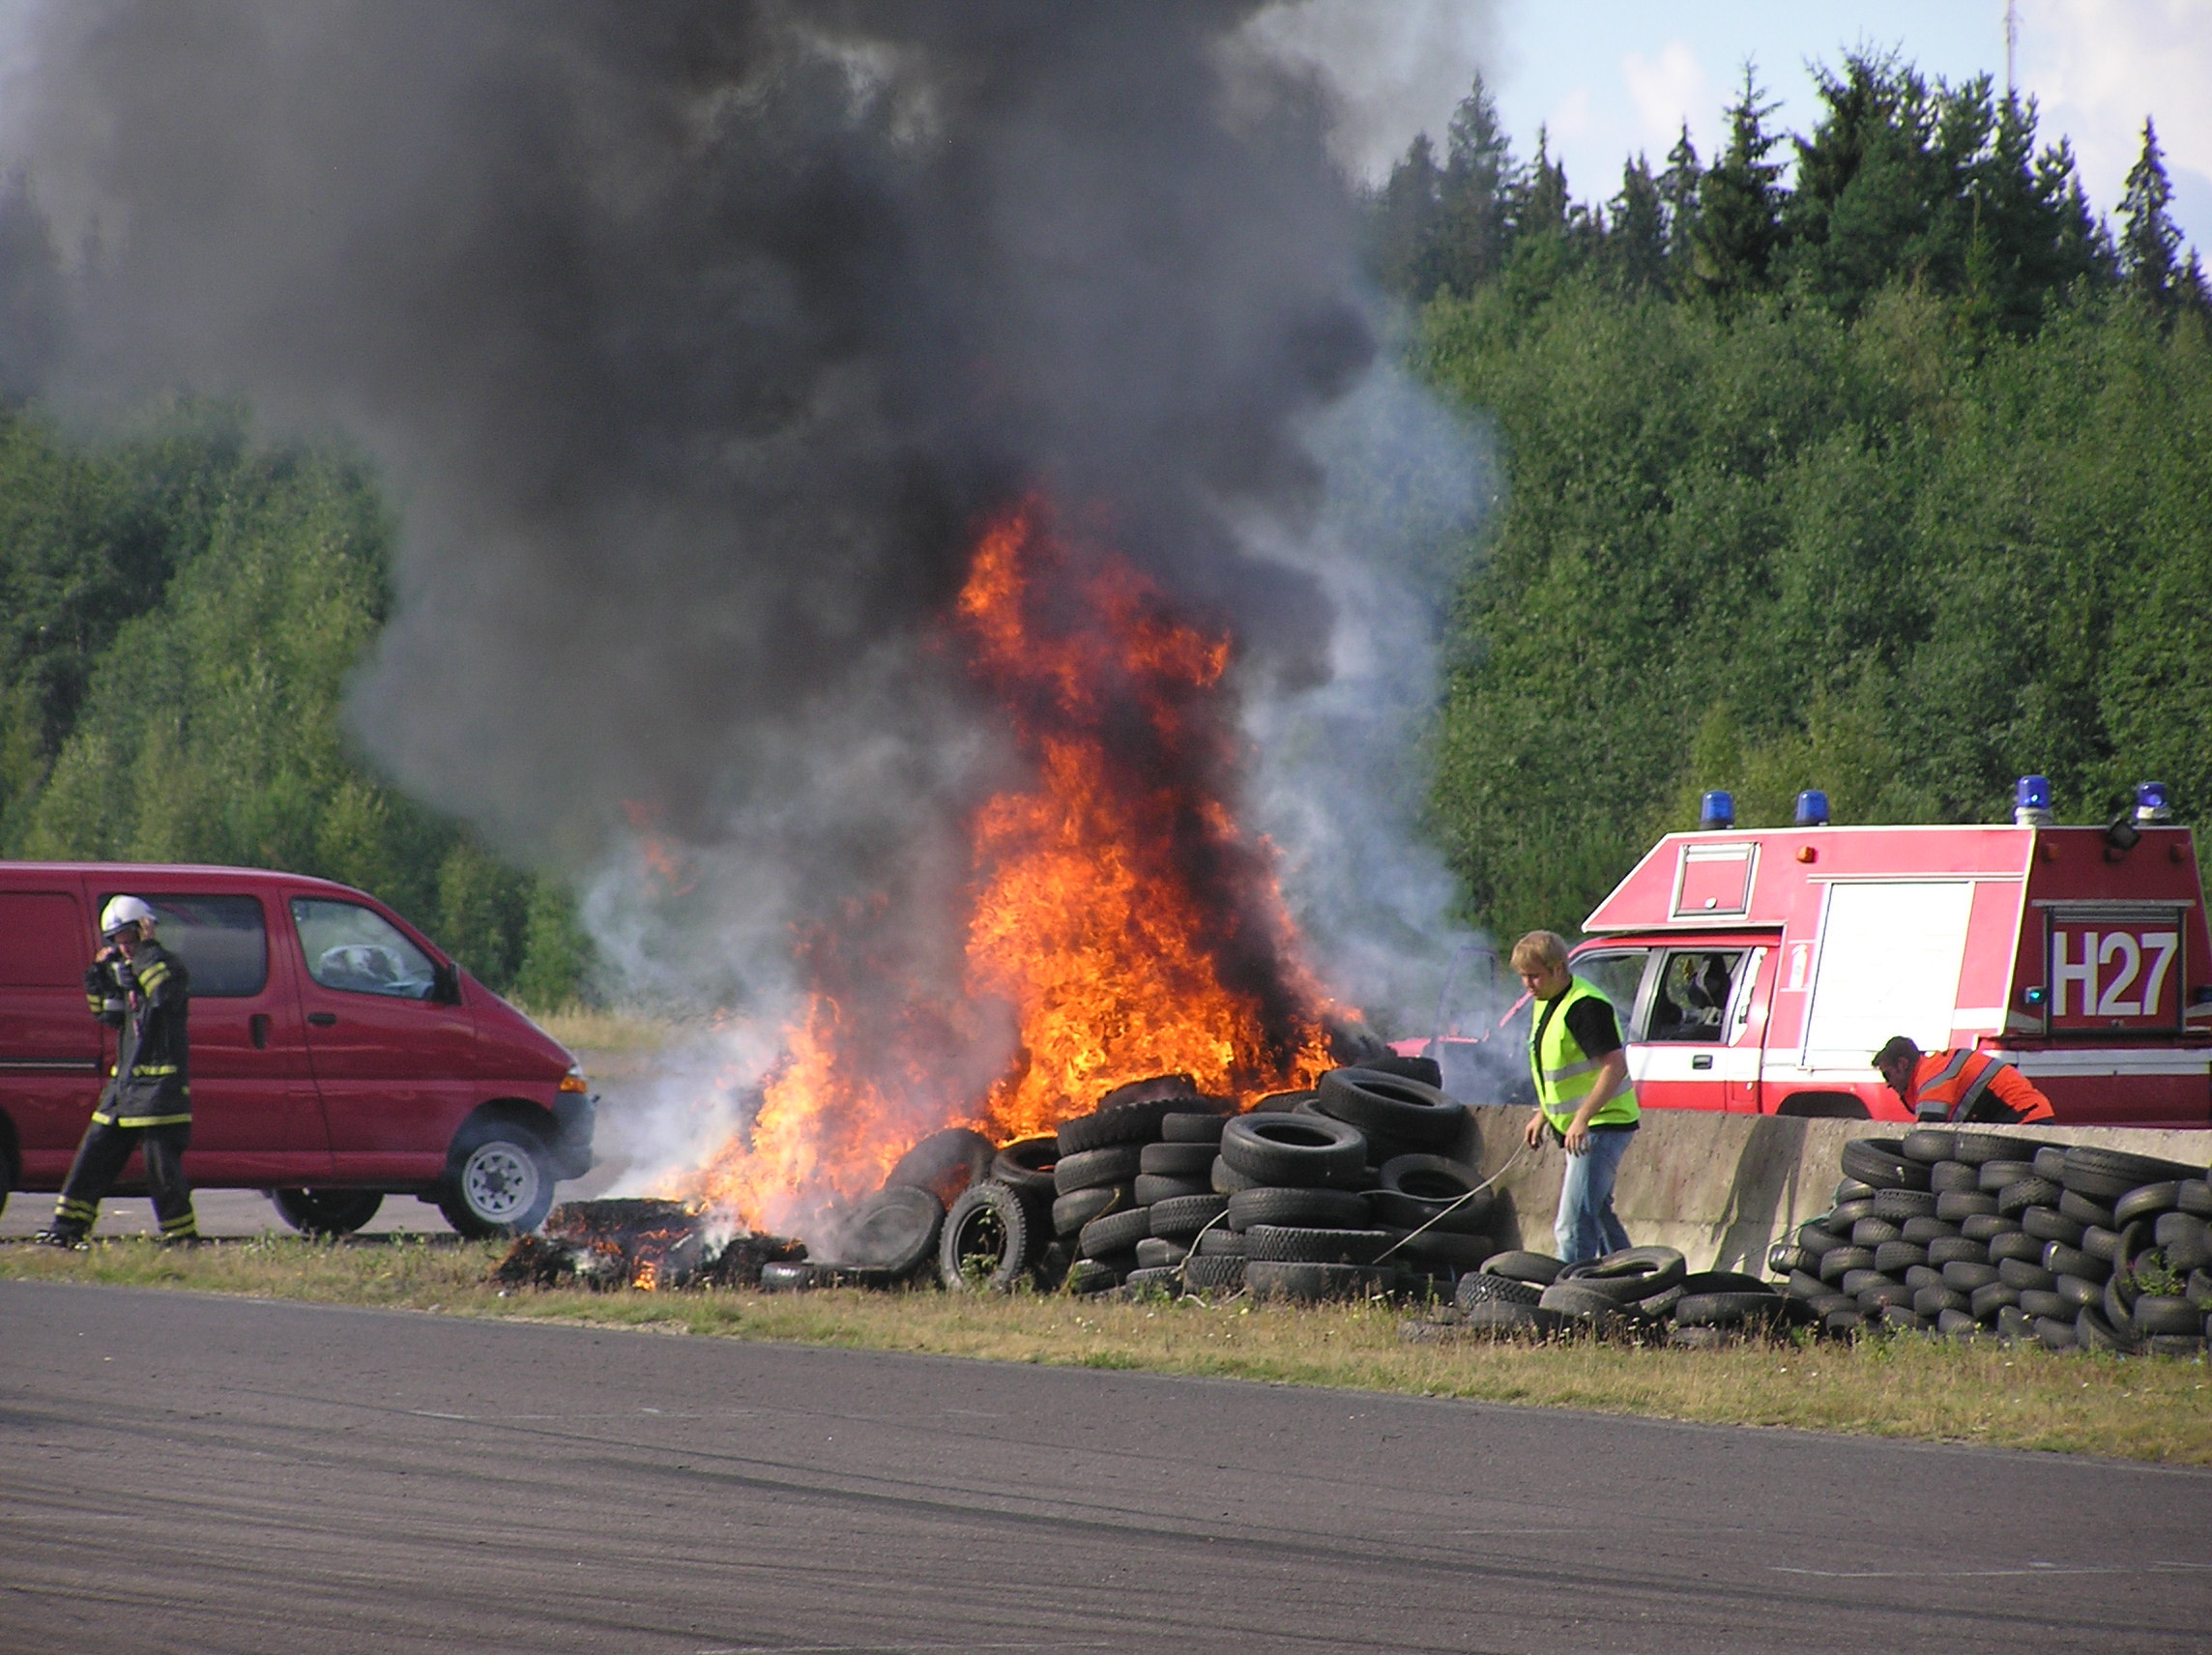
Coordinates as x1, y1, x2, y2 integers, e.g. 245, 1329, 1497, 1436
36, 896, 199, 1247
1873, 1035, 2054, 1125
1515, 929, 1641, 1263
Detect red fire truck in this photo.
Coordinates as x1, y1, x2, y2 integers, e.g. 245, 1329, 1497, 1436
1420, 779, 2212, 1128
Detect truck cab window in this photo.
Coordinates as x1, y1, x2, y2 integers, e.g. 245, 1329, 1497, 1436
291, 898, 438, 999
1644, 950, 1745, 1042
1571, 950, 1652, 1035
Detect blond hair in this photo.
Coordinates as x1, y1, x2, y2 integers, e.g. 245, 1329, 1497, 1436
1510, 930, 1570, 974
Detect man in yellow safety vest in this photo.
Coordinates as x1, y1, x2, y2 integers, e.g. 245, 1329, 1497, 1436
1516, 929, 1641, 1263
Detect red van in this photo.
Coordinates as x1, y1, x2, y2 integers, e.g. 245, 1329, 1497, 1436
0, 862, 595, 1235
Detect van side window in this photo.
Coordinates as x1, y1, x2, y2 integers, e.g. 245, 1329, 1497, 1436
1645, 950, 1745, 1042
108, 894, 270, 997
0, 892, 90, 986
291, 899, 437, 1000
1573, 950, 1652, 1035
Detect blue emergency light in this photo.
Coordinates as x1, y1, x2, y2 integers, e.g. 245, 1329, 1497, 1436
2016, 774, 2052, 811
2137, 780, 2173, 823
1794, 790, 1830, 827
1700, 791, 1734, 830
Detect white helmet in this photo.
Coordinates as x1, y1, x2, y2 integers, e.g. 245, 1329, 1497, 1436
100, 895, 158, 938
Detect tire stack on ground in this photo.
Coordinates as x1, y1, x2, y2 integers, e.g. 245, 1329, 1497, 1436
1441, 1245, 1796, 1343
1051, 1081, 1234, 1295
1770, 1130, 2212, 1353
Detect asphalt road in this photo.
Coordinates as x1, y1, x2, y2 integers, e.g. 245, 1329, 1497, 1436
3, 1282, 2208, 1655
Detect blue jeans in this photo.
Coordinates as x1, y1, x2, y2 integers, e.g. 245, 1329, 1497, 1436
1554, 1127, 1634, 1263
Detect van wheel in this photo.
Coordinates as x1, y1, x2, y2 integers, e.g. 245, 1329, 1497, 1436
271, 1188, 385, 1236
1776, 1092, 1871, 1119
438, 1123, 555, 1237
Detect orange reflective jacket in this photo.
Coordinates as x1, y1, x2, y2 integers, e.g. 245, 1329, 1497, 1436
1910, 1049, 2054, 1124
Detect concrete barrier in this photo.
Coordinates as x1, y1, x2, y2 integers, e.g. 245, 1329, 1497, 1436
1443, 1106, 2212, 1273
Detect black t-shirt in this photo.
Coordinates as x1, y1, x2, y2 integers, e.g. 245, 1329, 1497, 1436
1533, 991, 1622, 1061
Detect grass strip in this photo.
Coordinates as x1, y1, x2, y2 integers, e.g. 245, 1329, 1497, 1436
4, 1235, 2207, 1464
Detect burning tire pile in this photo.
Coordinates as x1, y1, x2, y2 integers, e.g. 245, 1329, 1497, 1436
1767, 1131, 2212, 1353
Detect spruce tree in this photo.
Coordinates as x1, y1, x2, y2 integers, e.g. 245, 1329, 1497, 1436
1433, 73, 1518, 293
1373, 132, 1445, 301
1606, 156, 1669, 294
1694, 68, 1786, 302
2118, 118, 2185, 312
1659, 126, 1703, 281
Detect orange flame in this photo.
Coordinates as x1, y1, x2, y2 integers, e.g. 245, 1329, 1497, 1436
677, 499, 1335, 1233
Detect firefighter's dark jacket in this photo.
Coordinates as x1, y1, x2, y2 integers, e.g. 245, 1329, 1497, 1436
84, 942, 190, 1128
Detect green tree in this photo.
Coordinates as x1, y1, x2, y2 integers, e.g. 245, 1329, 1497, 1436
1605, 156, 1670, 295
1694, 68, 1788, 303
1432, 73, 1519, 294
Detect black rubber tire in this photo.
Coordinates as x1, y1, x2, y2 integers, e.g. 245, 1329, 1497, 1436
437, 1120, 557, 1237
1054, 1144, 1147, 1194
1181, 1253, 1245, 1291
271, 1188, 385, 1237
1829, 1198, 1879, 1229
1078, 1205, 1154, 1260
1063, 1258, 1125, 1295
1997, 1177, 2061, 1216
1998, 1256, 2058, 1292
1560, 1245, 1687, 1300
1244, 1260, 1392, 1302
1929, 1161, 1982, 1194
2032, 1145, 2070, 1179
1159, 1111, 1231, 1144
1355, 1053, 1445, 1088
1369, 1155, 1494, 1234
2132, 1293, 2201, 1335
1768, 1243, 1818, 1277
1219, 1113, 1368, 1188
2081, 1223, 2127, 1263
2054, 1272, 2104, 1310
1941, 1260, 2001, 1293
1841, 1138, 1929, 1191
991, 1136, 1060, 1201
1056, 1098, 1181, 1156
1196, 1227, 1247, 1256
1914, 1285, 1970, 1318
1146, 1193, 1228, 1239
1900, 1128, 1957, 1165
1926, 1236, 1989, 1267
1133, 1236, 1189, 1269
2063, 1145, 2202, 1197
884, 1128, 996, 1206
1796, 1224, 1853, 1256
2035, 1315, 2079, 1351
1937, 1308, 1983, 1339
1243, 1225, 1394, 1265
2014, 1287, 2068, 1320
758, 1261, 815, 1292
2158, 1215, 2212, 1273
1784, 1269, 1830, 1301
1948, 1131, 2023, 1165
1874, 1240, 1928, 1275
1977, 1158, 2039, 1192
2059, 1189, 2119, 1229
939, 1179, 1044, 1291
1538, 1280, 1635, 1322
1457, 1298, 1564, 1336
1822, 1308, 1867, 1337
2044, 1241, 2109, 1283
2191, 1267, 2212, 1310
1211, 1155, 1261, 1196
1873, 1188, 1939, 1221
1133, 1174, 1212, 1206
1387, 1228, 1495, 1270
1674, 1290, 1789, 1329
2021, 1205, 2083, 1246
1936, 1191, 2000, 1221
2114, 1181, 2184, 1226
1850, 1275, 1912, 1310
2144, 1334, 2209, 1357
1969, 1281, 2021, 1319
1052, 1184, 1133, 1235
1225, 1185, 1370, 1232
2073, 1303, 2134, 1352
826, 1185, 945, 1276
1834, 1178, 1880, 1203
1900, 1216, 1958, 1245
2180, 1180, 2212, 1217
1817, 1246, 1877, 1285
1120, 1265, 1183, 1296
1481, 1249, 1565, 1287
1314, 1067, 1466, 1147
1456, 1270, 1545, 1308
1851, 1217, 1905, 1247
1139, 1140, 1217, 1177
1960, 1212, 2018, 1241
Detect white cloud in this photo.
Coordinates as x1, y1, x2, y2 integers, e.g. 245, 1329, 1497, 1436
2019, 0, 2212, 243
1621, 40, 1716, 159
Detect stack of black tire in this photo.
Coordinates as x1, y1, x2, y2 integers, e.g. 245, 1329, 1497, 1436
1445, 1246, 1797, 1343
1048, 1088, 1235, 1295
1770, 1130, 2212, 1352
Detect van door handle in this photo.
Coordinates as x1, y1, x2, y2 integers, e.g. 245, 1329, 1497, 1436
249, 1014, 270, 1050
307, 1012, 337, 1028
1691, 1054, 1713, 1070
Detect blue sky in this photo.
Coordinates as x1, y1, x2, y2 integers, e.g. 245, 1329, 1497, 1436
1256, 0, 2212, 255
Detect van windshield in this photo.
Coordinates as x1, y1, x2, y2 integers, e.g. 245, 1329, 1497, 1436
291, 899, 438, 999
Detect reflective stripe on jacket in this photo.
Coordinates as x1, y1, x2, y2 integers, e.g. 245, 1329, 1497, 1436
89, 941, 191, 1126
1910, 1048, 2053, 1124
1529, 975, 1639, 1133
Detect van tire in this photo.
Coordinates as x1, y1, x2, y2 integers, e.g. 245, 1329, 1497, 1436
438, 1122, 556, 1237
271, 1188, 386, 1237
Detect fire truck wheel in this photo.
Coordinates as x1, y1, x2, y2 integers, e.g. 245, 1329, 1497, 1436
1051, 1184, 1131, 1236
438, 1122, 555, 1237
939, 1180, 1042, 1292
990, 1136, 1060, 1201
1840, 1138, 1929, 1192
1053, 1145, 1146, 1194
271, 1188, 386, 1237
1219, 1114, 1367, 1188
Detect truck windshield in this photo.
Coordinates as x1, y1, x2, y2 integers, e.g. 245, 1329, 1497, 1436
1645, 950, 1746, 1042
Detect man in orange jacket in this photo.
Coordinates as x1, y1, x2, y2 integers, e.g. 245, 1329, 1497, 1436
1873, 1036, 2054, 1124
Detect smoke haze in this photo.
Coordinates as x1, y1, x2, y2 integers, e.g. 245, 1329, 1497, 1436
6, 4, 1499, 1186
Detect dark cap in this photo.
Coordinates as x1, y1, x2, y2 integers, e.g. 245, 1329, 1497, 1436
1872, 1035, 1920, 1071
